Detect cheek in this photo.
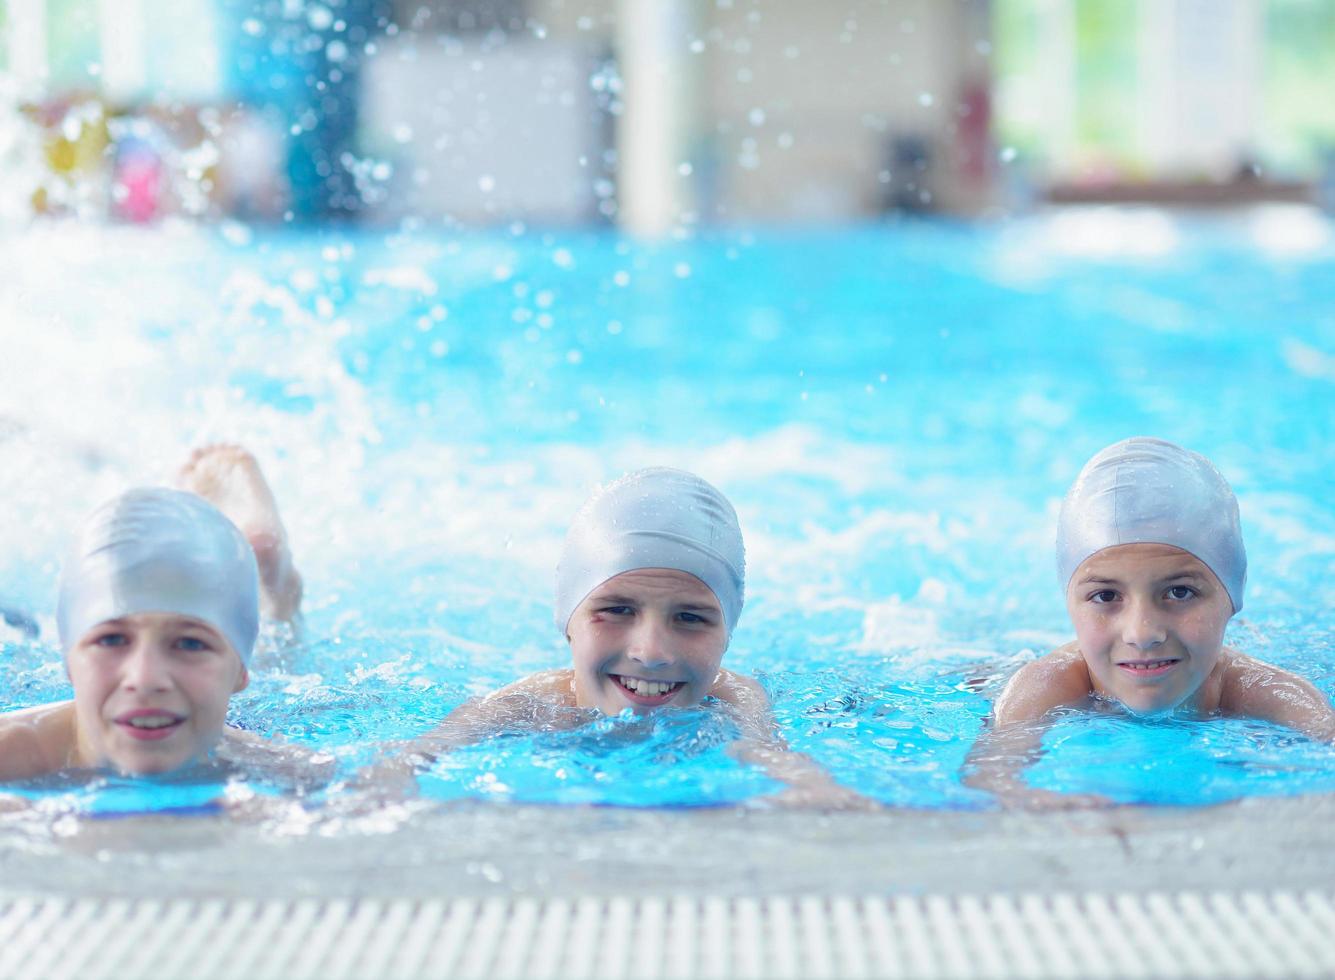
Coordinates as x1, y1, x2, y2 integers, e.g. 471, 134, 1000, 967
690, 636, 728, 673
1184, 610, 1229, 650
67, 659, 111, 702
568, 632, 607, 674
1069, 608, 1111, 645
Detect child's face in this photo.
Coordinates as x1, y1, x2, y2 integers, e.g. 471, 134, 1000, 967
66, 612, 249, 774
566, 568, 728, 715
1066, 543, 1233, 715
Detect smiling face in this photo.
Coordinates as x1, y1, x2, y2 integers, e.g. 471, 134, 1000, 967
1066, 543, 1233, 715
566, 568, 729, 715
66, 612, 249, 775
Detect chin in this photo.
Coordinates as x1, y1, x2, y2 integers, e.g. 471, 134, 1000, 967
116, 754, 186, 776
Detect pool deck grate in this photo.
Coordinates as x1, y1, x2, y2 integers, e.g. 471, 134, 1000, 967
2, 889, 1333, 979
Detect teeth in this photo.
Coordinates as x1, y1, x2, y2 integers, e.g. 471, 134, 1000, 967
620, 676, 677, 697
127, 716, 177, 729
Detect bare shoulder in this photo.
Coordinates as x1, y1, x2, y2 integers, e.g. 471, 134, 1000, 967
708, 669, 775, 741
709, 668, 768, 704
1218, 650, 1335, 740
221, 725, 270, 747
217, 727, 336, 789
0, 701, 76, 780
491, 668, 576, 704
992, 643, 1093, 727
429, 669, 577, 736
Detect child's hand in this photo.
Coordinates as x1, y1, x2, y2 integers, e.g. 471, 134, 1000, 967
761, 776, 883, 812
995, 786, 1116, 811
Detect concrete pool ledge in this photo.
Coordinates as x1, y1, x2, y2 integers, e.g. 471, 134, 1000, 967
2, 793, 1332, 901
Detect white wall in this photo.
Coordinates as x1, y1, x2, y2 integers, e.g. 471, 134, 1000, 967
362, 0, 995, 227
360, 34, 608, 224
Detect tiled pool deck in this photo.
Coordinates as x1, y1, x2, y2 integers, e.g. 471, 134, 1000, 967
3, 794, 1334, 977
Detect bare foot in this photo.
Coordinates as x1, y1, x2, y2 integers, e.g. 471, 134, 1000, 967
177, 444, 303, 622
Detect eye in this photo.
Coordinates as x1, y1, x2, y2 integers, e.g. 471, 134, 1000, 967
175, 636, 214, 652
676, 611, 715, 626
1165, 585, 1198, 601
1088, 589, 1119, 604
597, 605, 634, 617
91, 632, 129, 648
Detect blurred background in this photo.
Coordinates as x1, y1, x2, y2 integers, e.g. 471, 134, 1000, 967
2, 0, 1333, 234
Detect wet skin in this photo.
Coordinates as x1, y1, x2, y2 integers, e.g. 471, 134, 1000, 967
1066, 543, 1233, 715
67, 612, 249, 774
566, 568, 728, 716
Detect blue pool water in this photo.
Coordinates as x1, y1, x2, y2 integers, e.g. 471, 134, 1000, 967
1, 207, 1333, 814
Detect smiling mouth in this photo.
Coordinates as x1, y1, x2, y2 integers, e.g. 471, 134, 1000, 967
116, 713, 185, 740
1116, 658, 1181, 677
612, 674, 685, 704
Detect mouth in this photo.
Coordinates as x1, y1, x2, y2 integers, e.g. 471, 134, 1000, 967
1115, 658, 1181, 679
611, 674, 685, 706
115, 710, 186, 741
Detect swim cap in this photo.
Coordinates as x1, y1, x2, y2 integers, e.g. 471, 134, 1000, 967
57, 488, 260, 664
1056, 437, 1246, 612
554, 467, 746, 634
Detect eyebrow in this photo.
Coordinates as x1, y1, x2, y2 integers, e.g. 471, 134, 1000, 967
590, 594, 639, 605
589, 594, 719, 611
1078, 568, 1207, 586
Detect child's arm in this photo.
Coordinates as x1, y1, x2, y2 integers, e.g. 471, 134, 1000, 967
710, 670, 879, 810
217, 727, 338, 791
349, 670, 573, 799
1220, 654, 1335, 741
0, 703, 76, 782
962, 645, 1111, 809
411, 669, 573, 760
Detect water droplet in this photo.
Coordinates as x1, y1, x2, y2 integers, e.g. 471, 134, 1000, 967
1000, 146, 1017, 163
748, 107, 766, 127
918, 92, 934, 107
307, 4, 333, 30
478, 174, 496, 193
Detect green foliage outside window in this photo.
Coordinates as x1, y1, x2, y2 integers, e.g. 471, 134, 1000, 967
994, 0, 1335, 179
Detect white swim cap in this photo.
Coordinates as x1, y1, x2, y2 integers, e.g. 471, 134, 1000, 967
554, 468, 746, 634
1057, 437, 1246, 613
57, 488, 260, 664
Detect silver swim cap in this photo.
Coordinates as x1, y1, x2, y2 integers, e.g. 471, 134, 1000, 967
57, 488, 260, 664
554, 468, 746, 634
1057, 437, 1246, 612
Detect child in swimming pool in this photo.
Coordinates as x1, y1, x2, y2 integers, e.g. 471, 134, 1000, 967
0, 446, 309, 789
965, 437, 1335, 809
378, 467, 871, 809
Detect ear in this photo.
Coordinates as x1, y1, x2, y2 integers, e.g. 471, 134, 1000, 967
232, 664, 250, 694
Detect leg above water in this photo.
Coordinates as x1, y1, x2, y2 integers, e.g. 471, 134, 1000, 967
177, 444, 303, 623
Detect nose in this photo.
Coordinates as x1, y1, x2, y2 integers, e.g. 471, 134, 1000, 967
121, 641, 172, 692
625, 615, 675, 669
1121, 596, 1167, 650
